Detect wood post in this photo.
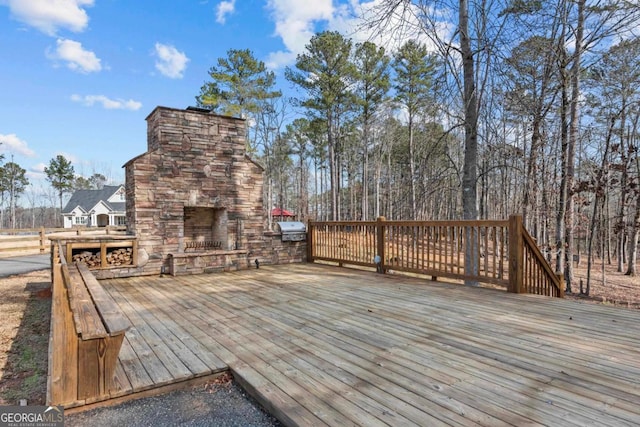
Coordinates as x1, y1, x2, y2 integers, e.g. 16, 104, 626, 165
376, 217, 386, 274
556, 273, 565, 298
306, 221, 314, 262
48, 244, 79, 406
39, 227, 45, 253
508, 215, 524, 293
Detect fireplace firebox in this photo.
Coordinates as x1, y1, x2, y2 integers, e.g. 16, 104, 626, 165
183, 207, 227, 251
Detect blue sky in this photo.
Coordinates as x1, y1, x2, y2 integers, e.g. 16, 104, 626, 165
1, 0, 410, 197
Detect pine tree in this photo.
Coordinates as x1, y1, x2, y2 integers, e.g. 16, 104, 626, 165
44, 155, 75, 226
393, 40, 437, 219
354, 41, 390, 220
0, 161, 29, 228
286, 31, 356, 220
196, 48, 281, 151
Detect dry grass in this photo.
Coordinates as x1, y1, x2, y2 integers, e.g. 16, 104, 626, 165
0, 269, 51, 405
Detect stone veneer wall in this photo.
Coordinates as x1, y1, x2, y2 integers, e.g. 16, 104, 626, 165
257, 233, 307, 265
123, 106, 267, 275
167, 233, 306, 276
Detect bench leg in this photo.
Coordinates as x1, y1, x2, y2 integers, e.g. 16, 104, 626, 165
77, 334, 125, 401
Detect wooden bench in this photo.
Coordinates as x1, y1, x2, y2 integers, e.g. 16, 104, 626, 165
49, 251, 131, 406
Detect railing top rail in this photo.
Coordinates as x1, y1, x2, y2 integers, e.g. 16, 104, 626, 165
381, 219, 510, 227
0, 226, 127, 234
57, 242, 67, 266
309, 221, 378, 226
309, 219, 510, 227
522, 228, 561, 289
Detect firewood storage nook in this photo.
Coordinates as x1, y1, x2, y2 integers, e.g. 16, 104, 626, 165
49, 229, 138, 272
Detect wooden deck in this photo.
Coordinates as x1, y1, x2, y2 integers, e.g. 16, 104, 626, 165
100, 263, 640, 426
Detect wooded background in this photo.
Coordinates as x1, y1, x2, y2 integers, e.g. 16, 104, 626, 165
194, 0, 640, 290
2, 0, 639, 292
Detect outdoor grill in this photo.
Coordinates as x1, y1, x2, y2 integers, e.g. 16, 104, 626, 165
277, 221, 306, 242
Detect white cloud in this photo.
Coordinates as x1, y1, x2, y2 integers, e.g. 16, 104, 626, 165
341, 1, 453, 52
265, 0, 447, 70
265, 50, 298, 70
47, 38, 102, 73
265, 0, 334, 68
27, 163, 47, 180
70, 94, 142, 111
216, 0, 236, 24
31, 163, 47, 173
154, 43, 189, 79
3, 0, 93, 36
55, 152, 79, 164
0, 133, 37, 157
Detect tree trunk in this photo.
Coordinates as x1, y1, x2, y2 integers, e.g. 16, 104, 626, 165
387, 142, 393, 219
617, 101, 628, 272
585, 199, 600, 296
523, 117, 542, 226
460, 0, 479, 285
313, 158, 319, 220
267, 176, 273, 230
58, 191, 64, 227
586, 116, 614, 295
563, 0, 586, 292
327, 114, 338, 221
626, 199, 640, 276
626, 149, 640, 276
408, 114, 417, 219
556, 3, 571, 291
362, 123, 369, 221
375, 147, 382, 219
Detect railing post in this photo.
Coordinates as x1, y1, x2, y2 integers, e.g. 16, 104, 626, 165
39, 227, 45, 253
306, 220, 314, 263
556, 273, 565, 298
376, 217, 386, 274
508, 215, 524, 293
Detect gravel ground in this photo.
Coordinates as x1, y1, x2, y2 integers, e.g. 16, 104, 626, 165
66, 374, 282, 427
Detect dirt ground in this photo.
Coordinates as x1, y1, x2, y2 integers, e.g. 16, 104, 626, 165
569, 261, 640, 308
0, 269, 51, 406
0, 263, 637, 408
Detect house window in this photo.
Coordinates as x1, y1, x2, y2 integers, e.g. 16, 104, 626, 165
74, 216, 87, 225
115, 216, 126, 226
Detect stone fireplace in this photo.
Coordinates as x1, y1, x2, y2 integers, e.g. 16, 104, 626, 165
124, 106, 266, 275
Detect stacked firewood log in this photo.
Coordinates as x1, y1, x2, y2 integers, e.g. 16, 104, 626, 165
72, 248, 133, 267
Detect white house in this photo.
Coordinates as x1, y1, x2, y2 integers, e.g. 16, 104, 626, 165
62, 185, 126, 228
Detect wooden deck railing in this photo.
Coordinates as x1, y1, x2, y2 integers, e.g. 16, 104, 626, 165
522, 225, 565, 297
0, 227, 58, 255
307, 215, 563, 298
0, 226, 127, 256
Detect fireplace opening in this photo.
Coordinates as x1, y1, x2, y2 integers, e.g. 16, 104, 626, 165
183, 207, 227, 251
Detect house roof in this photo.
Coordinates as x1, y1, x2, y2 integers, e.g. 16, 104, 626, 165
62, 185, 125, 214
271, 208, 295, 217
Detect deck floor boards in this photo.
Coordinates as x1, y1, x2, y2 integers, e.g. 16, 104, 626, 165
100, 263, 640, 426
